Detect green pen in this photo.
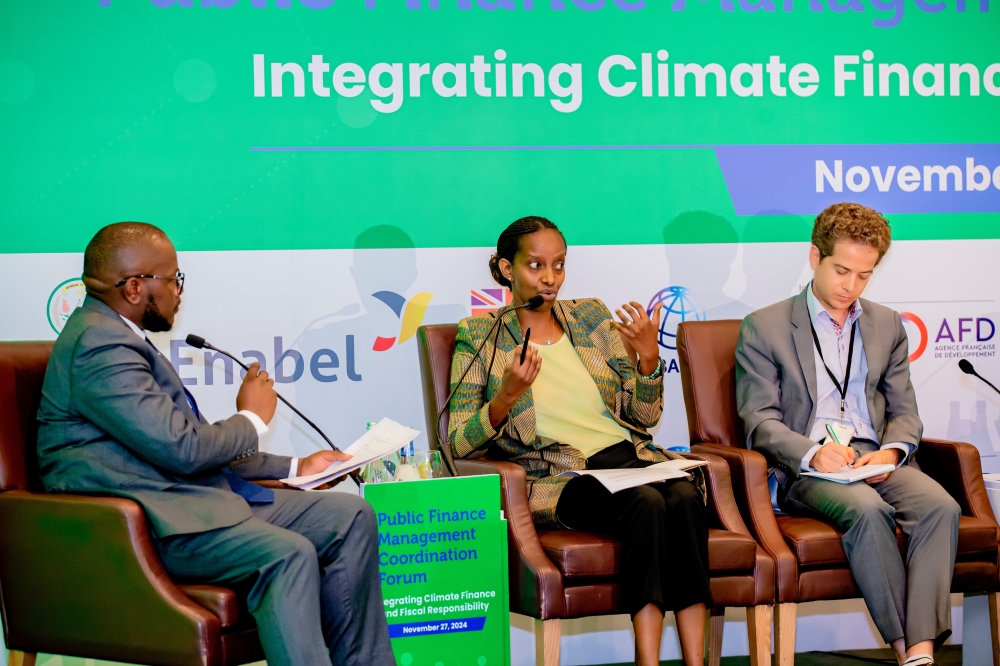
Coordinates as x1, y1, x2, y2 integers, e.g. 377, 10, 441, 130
825, 423, 843, 446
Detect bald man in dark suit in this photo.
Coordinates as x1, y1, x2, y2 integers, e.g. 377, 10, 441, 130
36, 222, 394, 666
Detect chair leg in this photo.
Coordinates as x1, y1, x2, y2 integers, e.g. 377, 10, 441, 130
774, 602, 797, 666
7, 653, 36, 666
706, 607, 725, 666
535, 618, 561, 666
989, 591, 1000, 666
745, 605, 772, 666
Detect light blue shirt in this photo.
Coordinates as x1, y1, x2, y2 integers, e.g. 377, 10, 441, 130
800, 285, 914, 471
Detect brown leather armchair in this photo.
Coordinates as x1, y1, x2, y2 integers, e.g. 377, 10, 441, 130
417, 324, 776, 666
0, 341, 266, 666
676, 319, 1000, 666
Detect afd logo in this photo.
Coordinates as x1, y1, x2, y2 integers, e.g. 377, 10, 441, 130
932, 316, 996, 361
899, 312, 928, 362
900, 312, 996, 362
372, 291, 434, 352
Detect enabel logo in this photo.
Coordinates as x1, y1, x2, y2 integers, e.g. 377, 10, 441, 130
372, 291, 434, 351
46, 278, 86, 334
899, 312, 928, 362
470, 288, 511, 316
647, 286, 705, 352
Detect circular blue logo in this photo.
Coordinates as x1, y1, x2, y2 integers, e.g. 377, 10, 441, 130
647, 286, 704, 351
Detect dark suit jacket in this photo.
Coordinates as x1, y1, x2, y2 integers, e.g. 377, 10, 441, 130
37, 296, 292, 538
735, 287, 922, 478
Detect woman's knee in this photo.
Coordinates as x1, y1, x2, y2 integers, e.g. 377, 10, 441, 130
661, 480, 701, 513
628, 485, 668, 519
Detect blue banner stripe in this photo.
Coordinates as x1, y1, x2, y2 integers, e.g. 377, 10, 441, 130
388, 617, 487, 638
715, 144, 1000, 215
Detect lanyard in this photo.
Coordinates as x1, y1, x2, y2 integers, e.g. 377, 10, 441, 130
808, 318, 857, 422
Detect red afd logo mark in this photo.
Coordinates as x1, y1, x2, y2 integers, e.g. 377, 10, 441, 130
899, 312, 928, 362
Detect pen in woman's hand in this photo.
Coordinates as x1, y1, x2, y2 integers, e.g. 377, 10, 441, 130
520, 328, 531, 365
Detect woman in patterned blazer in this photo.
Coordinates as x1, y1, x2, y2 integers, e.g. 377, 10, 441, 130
448, 216, 712, 666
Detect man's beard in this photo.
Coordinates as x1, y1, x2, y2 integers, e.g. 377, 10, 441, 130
141, 295, 172, 332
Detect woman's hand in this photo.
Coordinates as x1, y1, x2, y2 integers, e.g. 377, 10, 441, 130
488, 346, 542, 428
612, 301, 663, 375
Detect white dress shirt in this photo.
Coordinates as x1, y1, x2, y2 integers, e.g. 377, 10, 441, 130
119, 316, 298, 476
801, 286, 914, 471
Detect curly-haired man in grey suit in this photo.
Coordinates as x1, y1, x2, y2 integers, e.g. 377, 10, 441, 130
735, 203, 959, 666
36, 222, 394, 666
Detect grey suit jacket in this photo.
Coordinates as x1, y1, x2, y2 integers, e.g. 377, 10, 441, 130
735, 287, 922, 478
37, 296, 292, 538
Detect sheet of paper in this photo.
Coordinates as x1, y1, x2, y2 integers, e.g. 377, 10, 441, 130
801, 463, 896, 484
280, 418, 420, 490
645, 459, 710, 472
561, 459, 708, 494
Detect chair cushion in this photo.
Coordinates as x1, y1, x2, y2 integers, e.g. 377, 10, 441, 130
706, 529, 758, 575
538, 530, 619, 579
779, 514, 999, 569
538, 528, 757, 579
179, 585, 244, 629
957, 515, 999, 557
778, 516, 848, 568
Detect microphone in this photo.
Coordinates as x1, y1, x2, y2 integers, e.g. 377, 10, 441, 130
959, 359, 1000, 396
434, 294, 545, 476
186, 334, 341, 453
521, 295, 545, 311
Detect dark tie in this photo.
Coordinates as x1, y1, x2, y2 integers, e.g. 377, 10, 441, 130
144, 336, 274, 504
221, 468, 275, 504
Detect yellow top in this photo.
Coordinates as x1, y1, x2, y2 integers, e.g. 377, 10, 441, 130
530, 335, 631, 458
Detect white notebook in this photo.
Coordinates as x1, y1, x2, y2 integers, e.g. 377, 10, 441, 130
801, 464, 896, 484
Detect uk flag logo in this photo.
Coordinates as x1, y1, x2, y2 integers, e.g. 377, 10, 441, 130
470, 288, 512, 317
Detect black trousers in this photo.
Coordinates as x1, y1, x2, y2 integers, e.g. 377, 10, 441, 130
556, 441, 713, 617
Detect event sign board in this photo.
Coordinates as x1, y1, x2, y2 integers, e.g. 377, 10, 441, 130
363, 476, 511, 666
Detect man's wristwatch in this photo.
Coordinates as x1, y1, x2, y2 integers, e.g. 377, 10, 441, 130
637, 357, 664, 379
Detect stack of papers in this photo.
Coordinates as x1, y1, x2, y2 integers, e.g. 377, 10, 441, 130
281, 419, 420, 490
560, 459, 709, 494
802, 464, 896, 484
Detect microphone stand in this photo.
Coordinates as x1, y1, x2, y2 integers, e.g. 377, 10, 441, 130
434, 297, 543, 477
959, 359, 1000, 397
186, 335, 362, 486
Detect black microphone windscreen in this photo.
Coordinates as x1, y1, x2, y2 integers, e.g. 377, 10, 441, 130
525, 295, 544, 310
959, 359, 976, 375
186, 334, 207, 349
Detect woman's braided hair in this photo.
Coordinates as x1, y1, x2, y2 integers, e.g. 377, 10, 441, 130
488, 216, 565, 288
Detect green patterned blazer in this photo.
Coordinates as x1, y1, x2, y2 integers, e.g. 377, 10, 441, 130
448, 297, 700, 529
